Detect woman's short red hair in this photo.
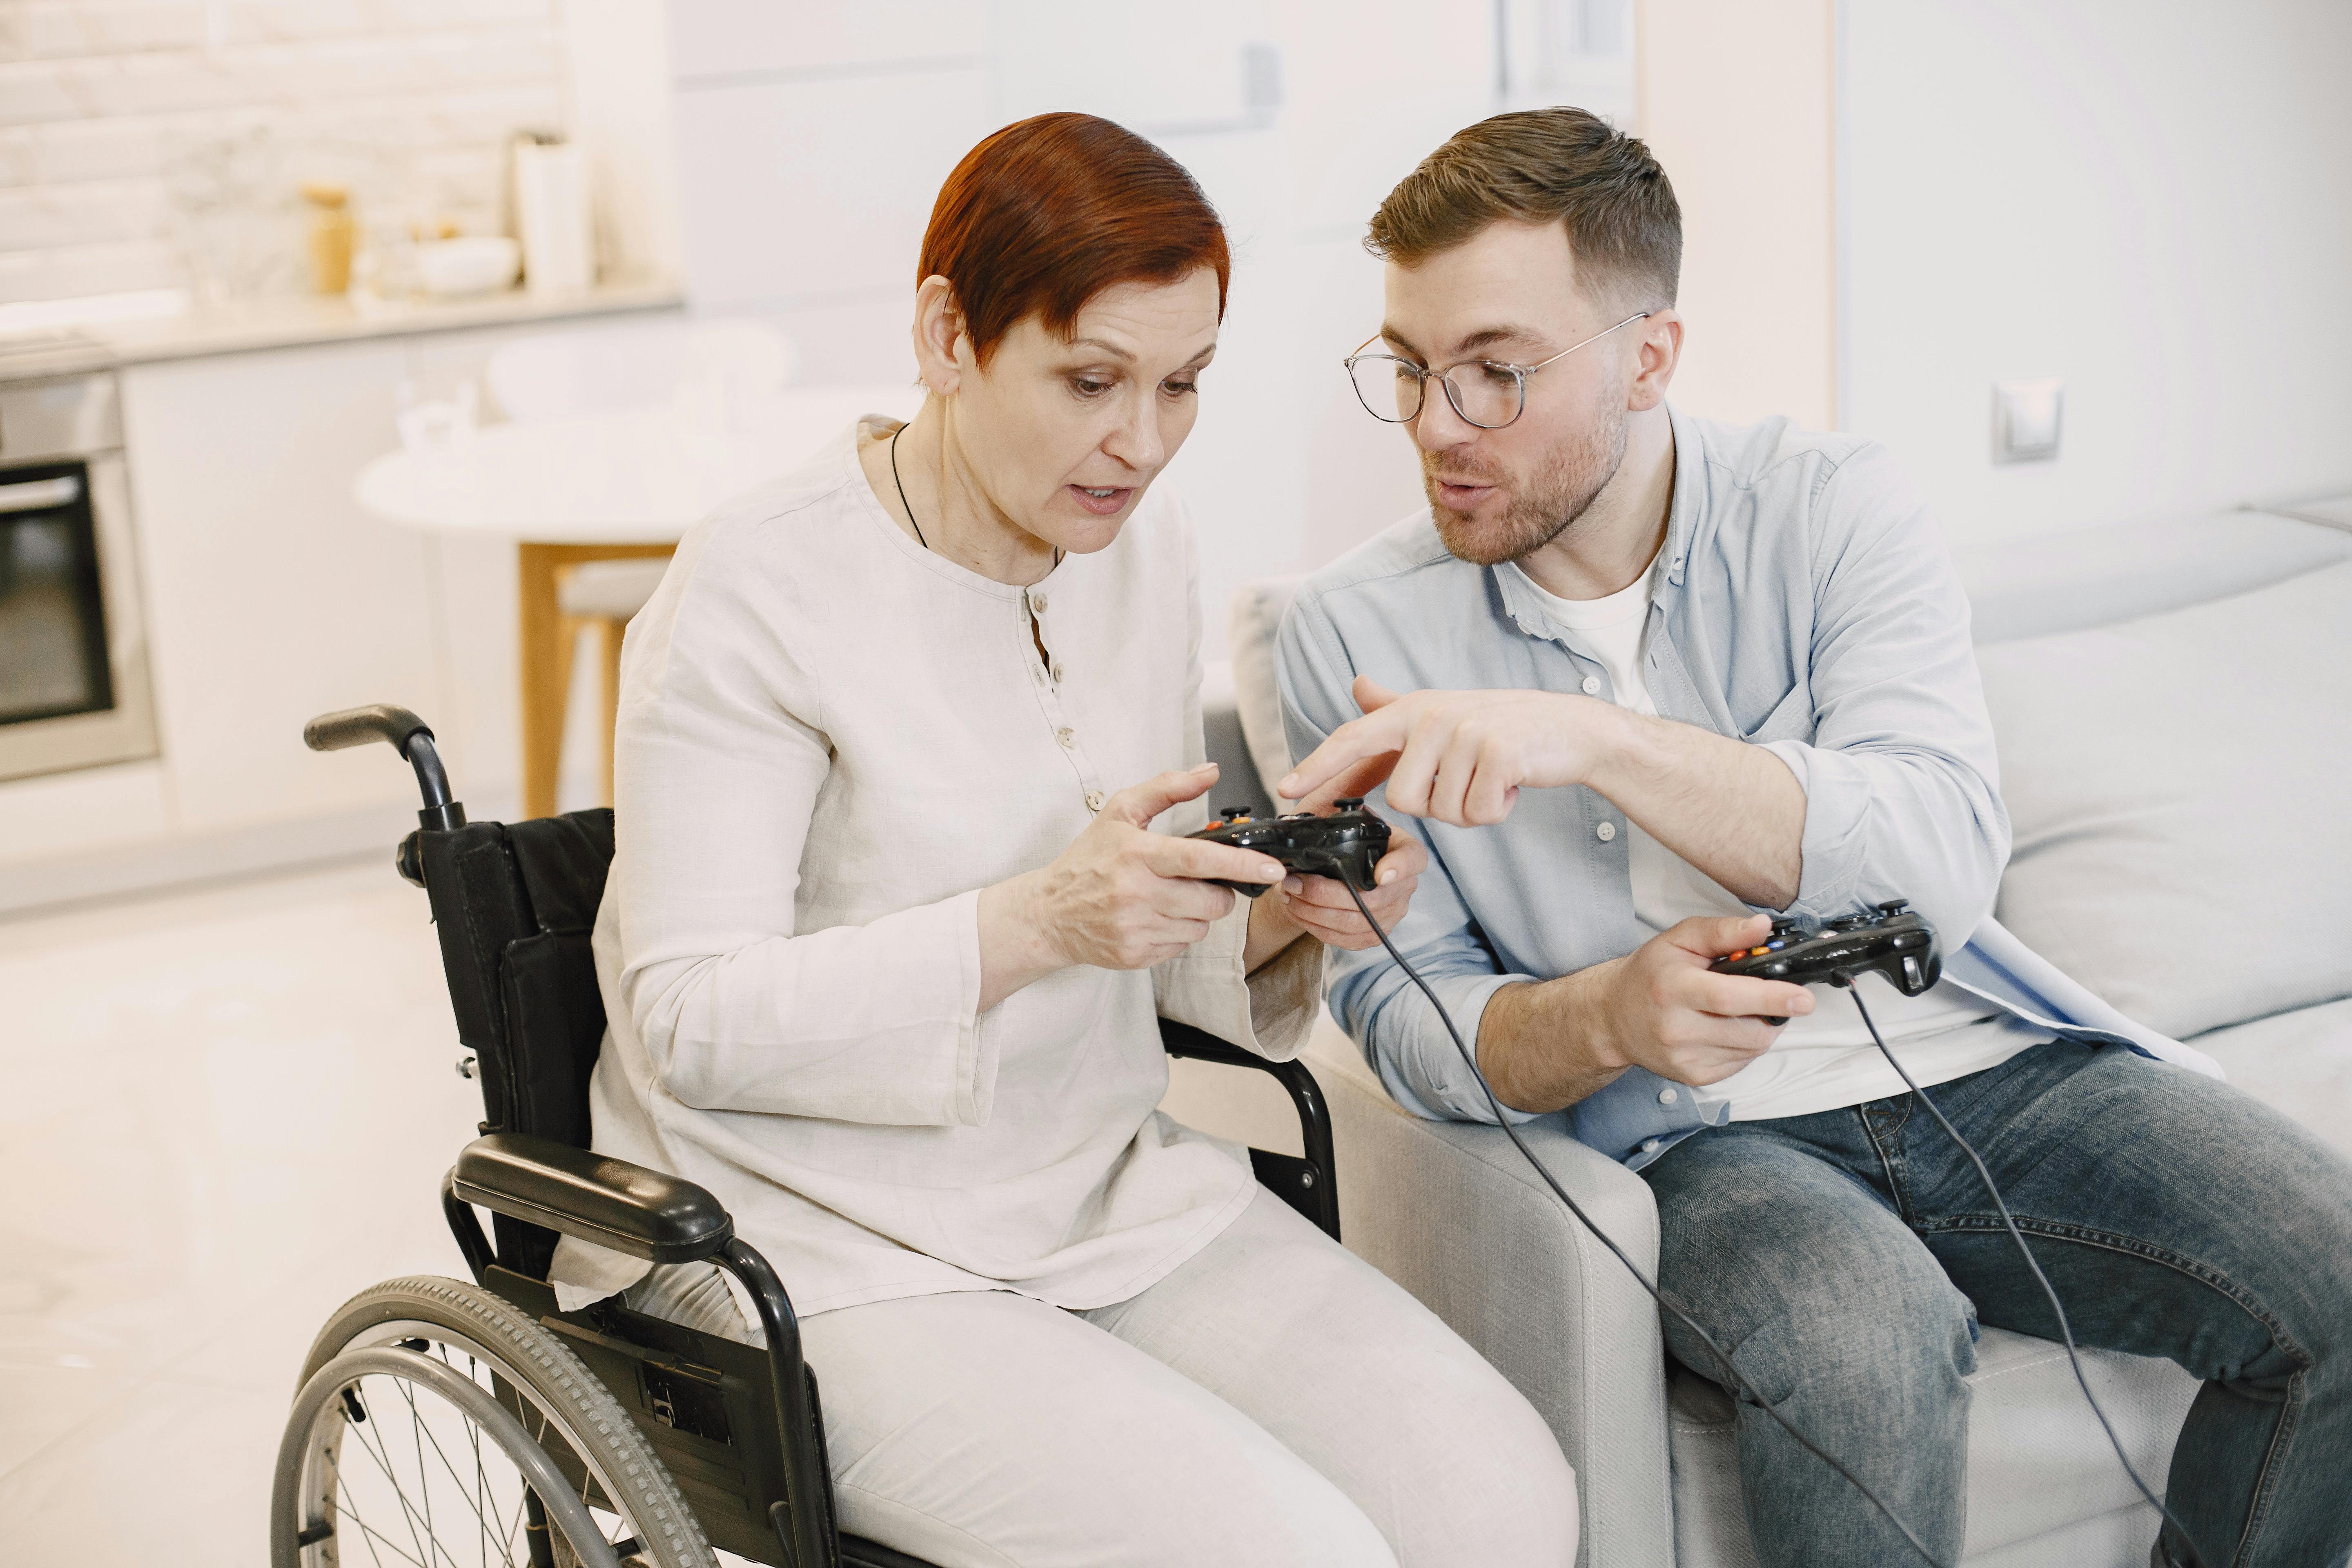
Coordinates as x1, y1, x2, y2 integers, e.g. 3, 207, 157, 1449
920, 113, 1229, 364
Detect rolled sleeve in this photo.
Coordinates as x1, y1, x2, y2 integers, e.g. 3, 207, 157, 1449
1763, 446, 2011, 939
1154, 904, 1326, 1060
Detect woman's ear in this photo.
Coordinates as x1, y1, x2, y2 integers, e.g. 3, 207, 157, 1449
911, 275, 967, 396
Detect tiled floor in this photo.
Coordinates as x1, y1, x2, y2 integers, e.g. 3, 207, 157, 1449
0, 860, 505, 1564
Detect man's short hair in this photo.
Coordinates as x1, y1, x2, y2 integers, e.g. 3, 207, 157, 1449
1366, 107, 1681, 312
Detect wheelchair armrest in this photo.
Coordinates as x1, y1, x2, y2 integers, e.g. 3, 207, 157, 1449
451, 1132, 734, 1265
1160, 1018, 1341, 1241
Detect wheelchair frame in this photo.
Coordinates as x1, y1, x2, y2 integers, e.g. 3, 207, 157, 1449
303, 703, 1342, 1568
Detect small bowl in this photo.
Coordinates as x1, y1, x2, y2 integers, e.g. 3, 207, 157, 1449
417, 236, 521, 298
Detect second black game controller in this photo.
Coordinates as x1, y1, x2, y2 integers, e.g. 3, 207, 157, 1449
1186, 797, 1392, 896
1710, 900, 1942, 996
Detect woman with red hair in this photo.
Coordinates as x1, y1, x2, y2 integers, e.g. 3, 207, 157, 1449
554, 113, 1577, 1566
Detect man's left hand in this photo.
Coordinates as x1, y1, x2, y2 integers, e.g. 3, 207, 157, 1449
1280, 675, 1623, 828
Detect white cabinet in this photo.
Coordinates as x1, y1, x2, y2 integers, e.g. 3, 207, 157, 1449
122, 340, 441, 836
0, 314, 627, 909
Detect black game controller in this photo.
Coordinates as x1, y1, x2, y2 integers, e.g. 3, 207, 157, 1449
1710, 900, 1942, 997
1186, 797, 1392, 896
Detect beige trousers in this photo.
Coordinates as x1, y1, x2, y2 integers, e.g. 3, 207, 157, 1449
625, 1187, 1578, 1567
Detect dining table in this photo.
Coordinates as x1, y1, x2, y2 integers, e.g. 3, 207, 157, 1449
354, 382, 920, 818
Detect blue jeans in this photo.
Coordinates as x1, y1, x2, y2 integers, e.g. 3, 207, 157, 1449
1641, 1040, 2352, 1568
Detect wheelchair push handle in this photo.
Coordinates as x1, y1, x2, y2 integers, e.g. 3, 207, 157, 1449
302, 702, 466, 833
304, 702, 430, 755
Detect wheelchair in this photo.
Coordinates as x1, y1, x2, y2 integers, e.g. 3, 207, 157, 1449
272, 704, 1343, 1568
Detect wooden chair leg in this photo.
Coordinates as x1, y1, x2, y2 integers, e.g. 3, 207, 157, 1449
599, 616, 624, 808
517, 544, 567, 820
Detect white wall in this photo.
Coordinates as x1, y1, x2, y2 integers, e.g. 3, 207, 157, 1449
1838, 0, 2352, 544
662, 0, 1638, 653
1634, 0, 1836, 428
0, 0, 569, 309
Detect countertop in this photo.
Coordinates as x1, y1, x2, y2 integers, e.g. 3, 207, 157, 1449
0, 279, 683, 385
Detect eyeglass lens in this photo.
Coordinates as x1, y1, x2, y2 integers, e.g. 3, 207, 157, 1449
1347, 357, 1524, 430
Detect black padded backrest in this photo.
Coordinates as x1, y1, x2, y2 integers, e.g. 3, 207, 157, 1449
417, 808, 615, 1278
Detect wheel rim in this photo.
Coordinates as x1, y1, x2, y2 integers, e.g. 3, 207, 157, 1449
276, 1323, 655, 1568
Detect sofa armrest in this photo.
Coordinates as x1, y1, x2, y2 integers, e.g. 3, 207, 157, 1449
1303, 1020, 1675, 1568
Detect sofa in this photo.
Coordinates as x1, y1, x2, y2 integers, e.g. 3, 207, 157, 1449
1169, 497, 2352, 1567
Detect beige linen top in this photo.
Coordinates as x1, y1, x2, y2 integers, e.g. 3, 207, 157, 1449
550, 419, 1323, 1316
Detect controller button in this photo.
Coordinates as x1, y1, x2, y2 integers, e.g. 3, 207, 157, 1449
1765, 961, 1791, 976
1765, 939, 1787, 951
1221, 807, 1249, 820
1595, 821, 1617, 842
1657, 1087, 1679, 1105
1335, 797, 1364, 811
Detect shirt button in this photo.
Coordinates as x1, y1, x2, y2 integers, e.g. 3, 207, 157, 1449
1055, 727, 1075, 748
1640, 1137, 1662, 1154
1084, 790, 1105, 812
1595, 821, 1617, 842
1031, 592, 1047, 614
1580, 675, 1601, 695
1658, 1087, 1679, 1105
1050, 662, 1065, 684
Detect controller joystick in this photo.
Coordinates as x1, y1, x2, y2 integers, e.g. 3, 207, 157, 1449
1711, 902, 1942, 997
1184, 797, 1391, 896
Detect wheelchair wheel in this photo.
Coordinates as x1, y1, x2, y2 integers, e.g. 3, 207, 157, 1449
274, 1276, 717, 1568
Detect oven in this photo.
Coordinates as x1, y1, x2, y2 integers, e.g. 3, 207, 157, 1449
0, 372, 157, 781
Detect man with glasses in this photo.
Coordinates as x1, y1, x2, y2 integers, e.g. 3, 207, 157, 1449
1274, 107, 2352, 1568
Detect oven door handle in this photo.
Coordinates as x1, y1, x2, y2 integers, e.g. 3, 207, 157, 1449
0, 475, 80, 513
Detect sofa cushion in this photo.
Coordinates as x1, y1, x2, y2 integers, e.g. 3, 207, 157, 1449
1227, 576, 1305, 805
2271, 489, 2352, 532
1952, 510, 2351, 645
1979, 561, 2352, 1039
1668, 1327, 2198, 1565
2187, 998, 2352, 1163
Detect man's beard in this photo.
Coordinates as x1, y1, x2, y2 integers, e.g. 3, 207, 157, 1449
1423, 400, 1629, 567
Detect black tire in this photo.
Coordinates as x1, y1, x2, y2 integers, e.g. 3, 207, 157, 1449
284, 1275, 716, 1568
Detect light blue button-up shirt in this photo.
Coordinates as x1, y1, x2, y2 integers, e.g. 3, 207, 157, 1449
1276, 406, 2219, 1170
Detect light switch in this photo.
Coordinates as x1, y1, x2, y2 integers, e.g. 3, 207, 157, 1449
1992, 378, 2064, 463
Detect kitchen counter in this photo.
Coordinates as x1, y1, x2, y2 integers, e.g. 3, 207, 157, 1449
0, 279, 683, 384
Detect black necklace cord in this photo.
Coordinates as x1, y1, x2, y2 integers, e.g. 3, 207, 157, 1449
887, 424, 929, 550
887, 423, 1062, 569
1835, 973, 2209, 1568
1337, 880, 1946, 1568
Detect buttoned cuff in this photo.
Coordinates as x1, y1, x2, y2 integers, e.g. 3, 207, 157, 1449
1383, 970, 1548, 1127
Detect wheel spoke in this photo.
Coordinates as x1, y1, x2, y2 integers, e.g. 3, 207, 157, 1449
343, 1385, 441, 1568
399, 1377, 508, 1545
334, 1475, 429, 1568
394, 1378, 450, 1568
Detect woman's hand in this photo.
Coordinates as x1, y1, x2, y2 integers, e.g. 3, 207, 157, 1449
979, 764, 1284, 1006
1260, 827, 1427, 953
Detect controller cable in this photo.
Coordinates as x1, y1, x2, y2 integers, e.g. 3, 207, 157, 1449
1834, 971, 2206, 1568
1336, 878, 2208, 1568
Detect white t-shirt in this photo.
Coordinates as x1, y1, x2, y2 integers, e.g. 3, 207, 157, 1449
1508, 557, 2039, 1121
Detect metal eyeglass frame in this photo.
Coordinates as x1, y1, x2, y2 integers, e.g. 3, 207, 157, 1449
1343, 311, 1652, 430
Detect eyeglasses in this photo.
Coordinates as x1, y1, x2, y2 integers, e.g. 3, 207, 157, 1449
1343, 312, 1651, 430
